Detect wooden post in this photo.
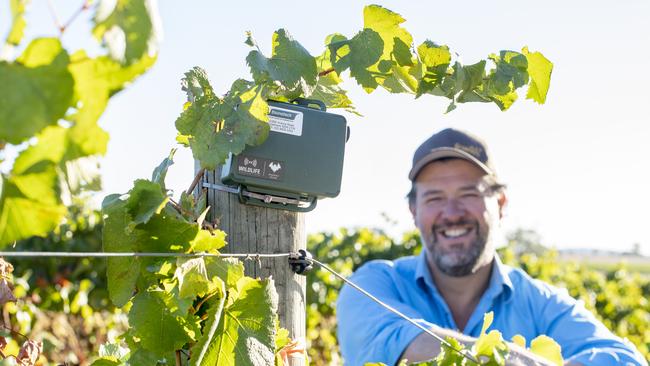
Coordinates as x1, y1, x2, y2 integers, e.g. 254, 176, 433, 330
197, 164, 306, 366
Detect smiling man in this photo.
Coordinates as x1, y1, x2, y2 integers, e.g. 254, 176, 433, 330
336, 128, 647, 366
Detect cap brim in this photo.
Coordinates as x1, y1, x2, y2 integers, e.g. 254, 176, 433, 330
408, 147, 494, 180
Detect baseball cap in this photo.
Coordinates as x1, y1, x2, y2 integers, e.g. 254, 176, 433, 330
408, 128, 496, 181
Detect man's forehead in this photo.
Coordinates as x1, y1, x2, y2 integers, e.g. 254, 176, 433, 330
414, 159, 487, 183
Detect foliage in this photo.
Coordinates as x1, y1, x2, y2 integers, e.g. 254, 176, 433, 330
0, 0, 159, 248
176, 4, 552, 170
92, 155, 287, 365
305, 228, 650, 364
5, 200, 126, 365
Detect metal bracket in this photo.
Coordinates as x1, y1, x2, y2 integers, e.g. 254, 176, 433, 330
202, 182, 318, 212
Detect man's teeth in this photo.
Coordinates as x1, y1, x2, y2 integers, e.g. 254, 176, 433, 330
442, 227, 471, 238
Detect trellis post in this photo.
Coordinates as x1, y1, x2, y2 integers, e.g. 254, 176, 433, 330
195, 162, 306, 366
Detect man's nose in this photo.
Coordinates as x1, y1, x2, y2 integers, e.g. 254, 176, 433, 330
440, 198, 466, 221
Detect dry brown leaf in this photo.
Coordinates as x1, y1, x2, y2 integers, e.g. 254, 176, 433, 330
17, 340, 43, 366
0, 279, 16, 306
0, 258, 14, 277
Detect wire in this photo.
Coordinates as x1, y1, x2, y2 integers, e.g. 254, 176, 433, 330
310, 257, 480, 364
0, 251, 291, 259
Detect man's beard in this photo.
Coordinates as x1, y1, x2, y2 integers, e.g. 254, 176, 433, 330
427, 220, 489, 277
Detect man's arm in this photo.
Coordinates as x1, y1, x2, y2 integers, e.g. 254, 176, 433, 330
336, 261, 563, 366
532, 280, 647, 366
402, 328, 558, 366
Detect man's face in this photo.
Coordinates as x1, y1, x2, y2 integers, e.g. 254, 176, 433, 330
410, 159, 505, 277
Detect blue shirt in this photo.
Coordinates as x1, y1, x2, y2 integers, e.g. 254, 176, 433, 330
336, 252, 647, 366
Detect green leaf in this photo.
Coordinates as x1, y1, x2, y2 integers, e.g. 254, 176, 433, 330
473, 311, 508, 365
512, 334, 526, 348
530, 335, 563, 366
190, 277, 278, 365
66, 52, 156, 159
205, 257, 245, 289
125, 179, 168, 226
176, 74, 270, 169
456, 60, 488, 103
435, 336, 465, 365
0, 38, 74, 144
363, 5, 413, 64
151, 149, 176, 191
523, 47, 553, 104
190, 279, 226, 366
182, 66, 215, 102
0, 168, 66, 247
93, 0, 160, 64
136, 206, 200, 253
393, 37, 414, 67
480, 311, 494, 335
346, 29, 384, 90
416, 41, 451, 97
89, 357, 121, 366
246, 29, 317, 89
175, 257, 210, 299
6, 0, 28, 46
128, 290, 194, 355
102, 194, 140, 307
418, 40, 451, 69
190, 229, 227, 253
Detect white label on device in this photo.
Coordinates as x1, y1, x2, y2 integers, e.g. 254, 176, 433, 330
268, 106, 303, 136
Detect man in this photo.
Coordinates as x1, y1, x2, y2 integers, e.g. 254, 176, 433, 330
336, 128, 647, 366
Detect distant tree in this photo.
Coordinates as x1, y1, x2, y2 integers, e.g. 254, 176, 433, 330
506, 228, 547, 256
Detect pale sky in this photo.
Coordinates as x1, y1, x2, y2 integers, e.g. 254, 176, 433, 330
5, 1, 650, 254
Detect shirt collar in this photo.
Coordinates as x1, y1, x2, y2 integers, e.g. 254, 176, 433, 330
415, 250, 514, 302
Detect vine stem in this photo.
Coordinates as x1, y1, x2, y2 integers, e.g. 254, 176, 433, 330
175, 350, 182, 366
61, 0, 92, 33
318, 68, 336, 77
45, 0, 63, 32
187, 168, 205, 195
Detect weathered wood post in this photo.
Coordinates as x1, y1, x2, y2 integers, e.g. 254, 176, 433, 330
196, 163, 306, 366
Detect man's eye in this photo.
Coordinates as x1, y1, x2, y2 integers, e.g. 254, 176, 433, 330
461, 192, 480, 198
426, 197, 443, 203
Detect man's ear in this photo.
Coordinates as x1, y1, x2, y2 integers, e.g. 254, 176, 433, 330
497, 191, 508, 219
409, 202, 416, 218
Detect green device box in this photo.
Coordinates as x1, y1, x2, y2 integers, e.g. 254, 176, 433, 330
220, 99, 348, 212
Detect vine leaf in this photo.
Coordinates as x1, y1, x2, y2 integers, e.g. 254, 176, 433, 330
102, 194, 140, 307
473, 311, 508, 365
66, 51, 156, 159
523, 46, 553, 104
175, 257, 210, 299
0, 163, 66, 247
205, 257, 245, 289
151, 149, 176, 191
246, 28, 317, 97
190, 277, 278, 366
435, 337, 465, 365
0, 38, 74, 145
93, 0, 160, 64
176, 69, 270, 169
6, 0, 28, 46
128, 290, 196, 355
530, 335, 563, 366
125, 179, 169, 226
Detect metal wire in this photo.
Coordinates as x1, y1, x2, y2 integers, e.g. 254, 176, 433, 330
309, 257, 480, 364
0, 251, 291, 258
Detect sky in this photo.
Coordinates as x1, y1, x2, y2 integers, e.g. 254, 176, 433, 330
5, 1, 650, 254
